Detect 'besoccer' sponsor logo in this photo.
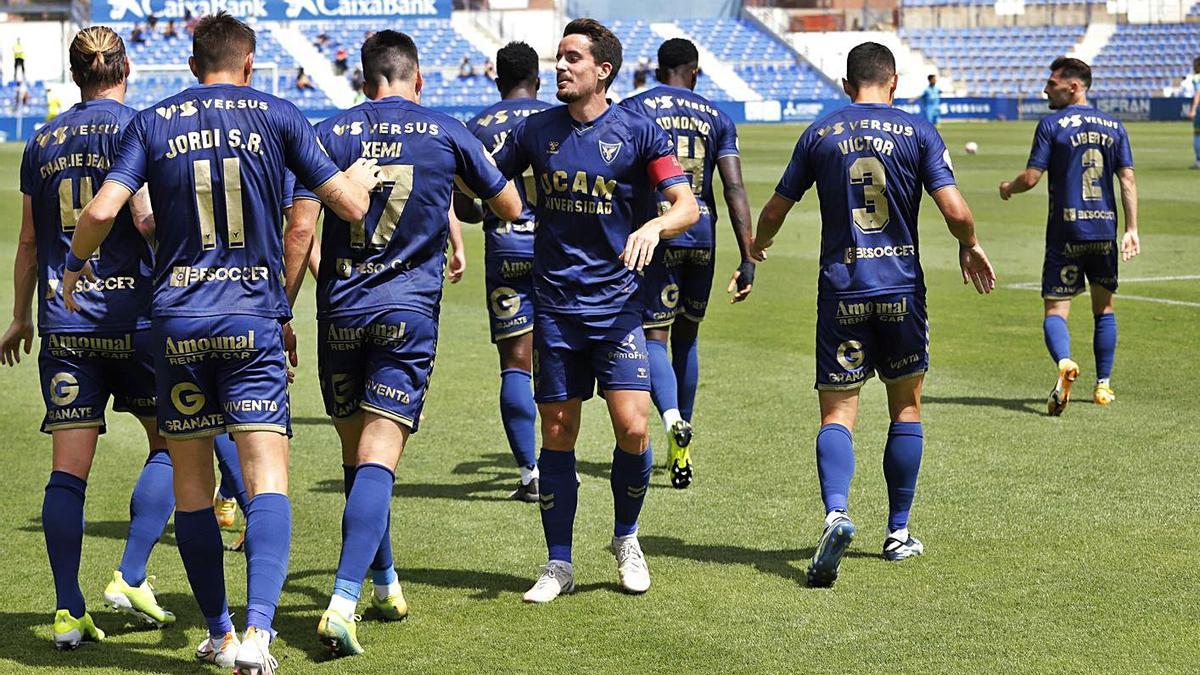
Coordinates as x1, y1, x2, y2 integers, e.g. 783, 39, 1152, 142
171, 265, 270, 287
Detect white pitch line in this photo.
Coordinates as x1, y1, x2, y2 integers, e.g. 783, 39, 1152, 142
1003, 280, 1200, 307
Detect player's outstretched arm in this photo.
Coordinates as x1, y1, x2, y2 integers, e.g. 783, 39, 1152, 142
2, 196, 37, 366
452, 190, 485, 225
284, 198, 321, 307
447, 208, 467, 284
751, 192, 795, 261
931, 185, 996, 294
999, 167, 1043, 201
1117, 167, 1140, 261
482, 181, 522, 223
621, 183, 699, 272
314, 158, 381, 223
716, 155, 756, 303
61, 181, 135, 312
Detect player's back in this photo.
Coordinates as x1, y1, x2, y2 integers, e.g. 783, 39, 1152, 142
107, 83, 330, 320
466, 97, 552, 257
779, 102, 954, 299
1030, 105, 1132, 242
618, 85, 738, 248
21, 98, 150, 333
312, 96, 506, 318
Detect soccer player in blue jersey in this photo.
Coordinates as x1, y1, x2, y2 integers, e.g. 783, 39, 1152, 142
617, 38, 755, 489
0, 26, 177, 649
59, 13, 379, 672
493, 18, 699, 603
284, 31, 520, 657
1000, 57, 1139, 415
454, 41, 552, 503
753, 43, 995, 587
910, 74, 941, 126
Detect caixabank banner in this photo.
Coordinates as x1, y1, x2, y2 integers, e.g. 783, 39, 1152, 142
91, 0, 451, 22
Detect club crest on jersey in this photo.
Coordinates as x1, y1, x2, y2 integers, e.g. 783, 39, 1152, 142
546, 140, 559, 155
598, 140, 622, 165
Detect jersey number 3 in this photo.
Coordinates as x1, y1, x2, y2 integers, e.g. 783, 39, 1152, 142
849, 156, 889, 233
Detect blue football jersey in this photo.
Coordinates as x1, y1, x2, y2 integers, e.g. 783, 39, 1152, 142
295, 96, 508, 319
465, 97, 553, 258
493, 104, 689, 313
20, 98, 152, 333
776, 102, 955, 299
1027, 104, 1133, 241
618, 85, 740, 248
105, 83, 339, 320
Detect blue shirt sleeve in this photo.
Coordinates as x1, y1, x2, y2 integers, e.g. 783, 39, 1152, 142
919, 124, 956, 193
290, 123, 324, 203
775, 131, 813, 201
1115, 124, 1134, 169
493, 117, 530, 180
18, 136, 35, 195
280, 102, 339, 193
715, 111, 740, 160
1027, 118, 1053, 171
451, 122, 508, 200
105, 112, 150, 193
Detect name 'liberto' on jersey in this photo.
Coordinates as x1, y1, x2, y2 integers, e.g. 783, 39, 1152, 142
105, 83, 339, 319
297, 96, 508, 319
1027, 104, 1133, 242
776, 102, 955, 299
465, 97, 552, 258
21, 98, 152, 334
618, 84, 740, 248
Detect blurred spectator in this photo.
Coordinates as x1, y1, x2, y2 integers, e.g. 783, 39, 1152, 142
185, 9, 199, 34
45, 87, 61, 121
131, 24, 147, 45
148, 14, 159, 32
631, 69, 650, 96
335, 47, 349, 75
459, 56, 474, 78
483, 57, 496, 81
14, 80, 29, 111
351, 68, 364, 91
634, 56, 650, 81
296, 67, 312, 91
164, 20, 178, 39
13, 38, 24, 81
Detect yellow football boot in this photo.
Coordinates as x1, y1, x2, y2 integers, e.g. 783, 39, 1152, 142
1047, 358, 1080, 416
53, 609, 105, 650
1094, 381, 1115, 406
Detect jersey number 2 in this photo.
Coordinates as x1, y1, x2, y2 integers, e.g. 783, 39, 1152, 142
1081, 149, 1103, 201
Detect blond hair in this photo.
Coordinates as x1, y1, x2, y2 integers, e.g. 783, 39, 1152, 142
69, 26, 126, 90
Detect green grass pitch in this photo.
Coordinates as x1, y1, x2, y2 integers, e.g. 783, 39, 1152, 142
0, 120, 1196, 673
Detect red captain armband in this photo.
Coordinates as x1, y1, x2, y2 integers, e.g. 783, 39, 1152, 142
647, 154, 685, 187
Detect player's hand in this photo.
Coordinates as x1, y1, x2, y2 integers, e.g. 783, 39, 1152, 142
959, 242, 996, 294
0, 318, 33, 366
726, 261, 755, 303
1121, 230, 1140, 261
60, 260, 96, 313
620, 222, 662, 272
282, 322, 299, 370
1189, 109, 1197, 120
347, 157, 383, 191
448, 246, 466, 283
748, 236, 771, 261
998, 181, 1012, 201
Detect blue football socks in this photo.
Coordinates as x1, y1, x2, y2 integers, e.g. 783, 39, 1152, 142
342, 463, 395, 582
175, 507, 233, 638
883, 422, 924, 533
672, 333, 700, 422
647, 339, 680, 418
43, 471, 87, 617
1043, 315, 1072, 364
213, 434, 248, 512
1094, 312, 1117, 381
499, 368, 537, 469
334, 464, 395, 602
816, 424, 855, 514
118, 448, 174, 587
611, 445, 652, 538
537, 449, 577, 563
244, 493, 291, 634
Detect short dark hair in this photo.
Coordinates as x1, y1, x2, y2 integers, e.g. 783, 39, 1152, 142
361, 30, 419, 86
192, 12, 255, 76
1050, 56, 1092, 90
496, 41, 538, 94
927, 73, 937, 82
563, 18, 622, 90
657, 38, 698, 71
1193, 56, 1200, 73
70, 26, 126, 91
845, 42, 895, 88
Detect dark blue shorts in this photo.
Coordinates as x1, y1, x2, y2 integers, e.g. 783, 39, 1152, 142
1042, 240, 1119, 299
533, 308, 651, 403
642, 246, 715, 328
153, 315, 289, 439
485, 254, 534, 343
318, 309, 438, 432
815, 293, 929, 391
38, 330, 156, 434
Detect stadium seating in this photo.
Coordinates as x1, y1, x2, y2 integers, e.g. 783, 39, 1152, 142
900, 25, 1085, 96
1089, 23, 1200, 97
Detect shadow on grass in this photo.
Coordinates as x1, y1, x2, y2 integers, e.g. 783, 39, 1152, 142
0, 593, 204, 673
18, 519, 177, 547
640, 535, 876, 588
922, 395, 1044, 415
